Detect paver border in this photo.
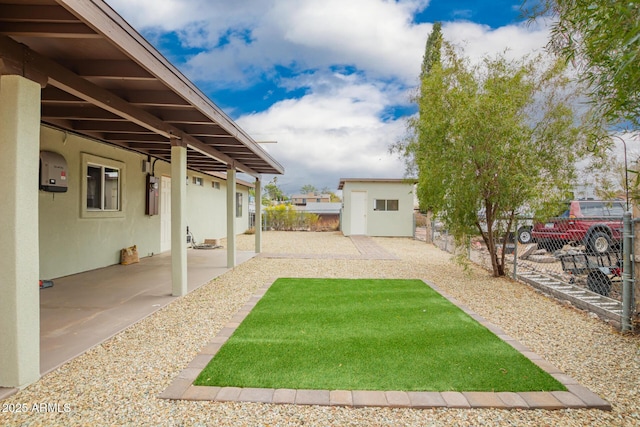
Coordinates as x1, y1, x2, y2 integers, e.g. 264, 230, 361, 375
159, 241, 612, 411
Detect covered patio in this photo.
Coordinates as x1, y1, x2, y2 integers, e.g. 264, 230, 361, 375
39, 247, 256, 376
0, 0, 283, 391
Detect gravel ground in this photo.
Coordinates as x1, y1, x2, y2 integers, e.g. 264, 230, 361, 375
2, 231, 639, 427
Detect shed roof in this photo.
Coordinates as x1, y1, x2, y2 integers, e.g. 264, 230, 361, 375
337, 178, 417, 190
0, 0, 284, 177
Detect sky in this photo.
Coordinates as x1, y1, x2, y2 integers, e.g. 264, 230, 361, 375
104, 0, 552, 195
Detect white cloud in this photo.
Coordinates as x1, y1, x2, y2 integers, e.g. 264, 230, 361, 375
443, 20, 549, 64
105, 0, 553, 194
106, 0, 269, 36
107, 0, 550, 88
237, 72, 408, 192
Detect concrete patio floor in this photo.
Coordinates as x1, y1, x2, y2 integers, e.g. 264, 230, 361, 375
39, 247, 255, 376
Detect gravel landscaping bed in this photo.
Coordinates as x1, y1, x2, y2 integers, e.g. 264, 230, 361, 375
1, 231, 639, 426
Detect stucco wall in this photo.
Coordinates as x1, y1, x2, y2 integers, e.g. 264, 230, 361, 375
38, 126, 251, 279
185, 173, 251, 241
341, 181, 415, 237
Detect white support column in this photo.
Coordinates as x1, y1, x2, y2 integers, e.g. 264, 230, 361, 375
226, 167, 237, 268
171, 144, 187, 296
0, 75, 41, 387
255, 177, 262, 253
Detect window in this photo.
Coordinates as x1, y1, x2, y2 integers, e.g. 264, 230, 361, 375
236, 192, 243, 217
192, 176, 203, 186
86, 165, 120, 210
374, 199, 399, 211
81, 153, 125, 218
212, 181, 220, 189
580, 202, 604, 217
607, 203, 625, 216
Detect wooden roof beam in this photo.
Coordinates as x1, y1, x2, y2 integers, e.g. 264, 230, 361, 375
0, 34, 261, 175
0, 5, 79, 22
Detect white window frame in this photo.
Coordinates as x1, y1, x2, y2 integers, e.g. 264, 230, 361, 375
236, 192, 243, 218
81, 153, 125, 219
373, 199, 399, 211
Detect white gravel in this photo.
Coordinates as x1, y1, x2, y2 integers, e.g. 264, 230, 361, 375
1, 231, 639, 426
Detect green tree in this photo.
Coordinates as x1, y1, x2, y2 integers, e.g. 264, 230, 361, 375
300, 184, 318, 195
527, 0, 640, 129
321, 186, 342, 202
395, 22, 444, 178
397, 35, 594, 276
263, 177, 287, 206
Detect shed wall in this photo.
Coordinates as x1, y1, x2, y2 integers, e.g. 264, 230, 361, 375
341, 181, 415, 237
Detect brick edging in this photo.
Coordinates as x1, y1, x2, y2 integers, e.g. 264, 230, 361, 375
159, 281, 612, 411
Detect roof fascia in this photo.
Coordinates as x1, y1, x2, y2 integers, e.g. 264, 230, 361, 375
56, 0, 283, 175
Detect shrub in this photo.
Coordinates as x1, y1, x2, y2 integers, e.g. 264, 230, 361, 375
263, 205, 320, 231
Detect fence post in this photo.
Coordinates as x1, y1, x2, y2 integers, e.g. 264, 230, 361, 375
413, 212, 416, 239
622, 212, 634, 332
430, 220, 435, 243
444, 230, 448, 252
512, 220, 518, 279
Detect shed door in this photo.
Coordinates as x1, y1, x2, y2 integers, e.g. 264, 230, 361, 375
160, 176, 171, 252
350, 191, 367, 235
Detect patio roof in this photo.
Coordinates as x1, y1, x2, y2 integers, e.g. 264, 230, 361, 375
0, 0, 284, 177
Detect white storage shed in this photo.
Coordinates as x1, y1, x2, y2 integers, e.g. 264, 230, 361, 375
338, 178, 417, 237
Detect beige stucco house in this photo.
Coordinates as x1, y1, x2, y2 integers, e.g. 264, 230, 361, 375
338, 178, 417, 237
291, 193, 331, 206
0, 0, 283, 389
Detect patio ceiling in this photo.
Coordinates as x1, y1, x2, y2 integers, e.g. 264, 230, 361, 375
0, 0, 284, 177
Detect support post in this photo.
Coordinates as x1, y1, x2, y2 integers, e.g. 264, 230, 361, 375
622, 212, 634, 331
171, 143, 187, 296
226, 167, 237, 268
0, 75, 41, 387
255, 177, 262, 254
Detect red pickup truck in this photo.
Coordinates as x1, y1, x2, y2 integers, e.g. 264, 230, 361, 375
531, 200, 625, 254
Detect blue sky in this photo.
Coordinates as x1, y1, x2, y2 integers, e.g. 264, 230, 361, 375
105, 0, 550, 195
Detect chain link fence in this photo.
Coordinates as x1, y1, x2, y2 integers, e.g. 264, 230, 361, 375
418, 213, 636, 330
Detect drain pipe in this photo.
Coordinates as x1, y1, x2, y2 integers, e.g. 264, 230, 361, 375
622, 211, 634, 332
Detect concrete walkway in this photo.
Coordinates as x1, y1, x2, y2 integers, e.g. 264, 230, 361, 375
258, 235, 398, 260
4, 248, 254, 401
0, 249, 255, 401
38, 248, 255, 376
160, 236, 611, 411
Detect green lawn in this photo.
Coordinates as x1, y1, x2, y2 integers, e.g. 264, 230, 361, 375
194, 278, 565, 392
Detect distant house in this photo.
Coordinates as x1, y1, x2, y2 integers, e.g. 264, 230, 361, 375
295, 202, 342, 230
291, 193, 331, 206
338, 178, 417, 237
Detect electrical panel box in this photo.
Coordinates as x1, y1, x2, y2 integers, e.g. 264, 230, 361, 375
39, 151, 68, 192
146, 174, 159, 216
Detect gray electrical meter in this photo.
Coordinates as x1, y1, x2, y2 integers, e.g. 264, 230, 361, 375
39, 151, 68, 192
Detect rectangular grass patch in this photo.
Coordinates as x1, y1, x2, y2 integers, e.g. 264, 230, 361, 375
194, 278, 565, 392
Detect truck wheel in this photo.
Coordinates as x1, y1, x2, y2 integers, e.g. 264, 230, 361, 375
586, 270, 611, 296
517, 226, 533, 244
587, 231, 611, 254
